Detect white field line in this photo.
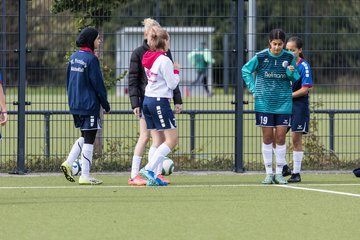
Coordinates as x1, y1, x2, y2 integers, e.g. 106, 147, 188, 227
0, 183, 360, 191
276, 184, 360, 198
0, 184, 266, 190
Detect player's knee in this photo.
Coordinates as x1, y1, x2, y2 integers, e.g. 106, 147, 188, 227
138, 134, 150, 144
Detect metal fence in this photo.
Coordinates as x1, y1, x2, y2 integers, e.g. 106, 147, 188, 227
0, 0, 359, 173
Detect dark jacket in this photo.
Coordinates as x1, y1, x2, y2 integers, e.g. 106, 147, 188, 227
128, 40, 183, 109
67, 48, 110, 116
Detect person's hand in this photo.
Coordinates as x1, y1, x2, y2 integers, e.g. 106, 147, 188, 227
174, 62, 181, 71
287, 65, 295, 72
174, 104, 182, 114
0, 112, 8, 126
133, 107, 141, 118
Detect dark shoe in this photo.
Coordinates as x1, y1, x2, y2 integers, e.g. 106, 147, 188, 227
282, 164, 292, 177
288, 173, 301, 183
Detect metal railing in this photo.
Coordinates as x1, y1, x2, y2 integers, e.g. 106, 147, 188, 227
9, 108, 359, 164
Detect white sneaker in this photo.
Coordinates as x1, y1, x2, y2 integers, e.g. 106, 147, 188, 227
60, 161, 75, 183
79, 176, 103, 185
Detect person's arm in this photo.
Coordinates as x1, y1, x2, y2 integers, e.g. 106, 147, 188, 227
0, 84, 8, 125
241, 55, 258, 96
128, 50, 142, 109
204, 48, 215, 64
187, 50, 196, 66
293, 61, 313, 98
292, 86, 310, 98
166, 49, 173, 62
286, 57, 301, 82
88, 57, 110, 112
173, 85, 183, 105
162, 59, 180, 90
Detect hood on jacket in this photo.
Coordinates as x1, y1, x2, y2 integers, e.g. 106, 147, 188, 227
142, 51, 166, 69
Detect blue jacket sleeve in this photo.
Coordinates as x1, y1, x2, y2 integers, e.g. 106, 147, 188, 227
88, 58, 111, 112
241, 56, 258, 96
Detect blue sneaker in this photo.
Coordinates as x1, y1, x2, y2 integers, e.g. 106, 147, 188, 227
139, 168, 157, 186
155, 177, 168, 186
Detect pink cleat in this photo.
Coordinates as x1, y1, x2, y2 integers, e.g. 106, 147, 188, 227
157, 174, 171, 184
128, 175, 147, 186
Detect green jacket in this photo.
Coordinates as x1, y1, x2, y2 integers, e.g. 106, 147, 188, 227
188, 48, 215, 73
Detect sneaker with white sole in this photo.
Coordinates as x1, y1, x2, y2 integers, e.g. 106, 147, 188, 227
79, 176, 103, 185
274, 174, 288, 184
139, 168, 157, 186
60, 161, 75, 183
262, 174, 274, 184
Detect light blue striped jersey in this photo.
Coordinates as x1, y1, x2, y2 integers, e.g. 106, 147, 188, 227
242, 48, 300, 114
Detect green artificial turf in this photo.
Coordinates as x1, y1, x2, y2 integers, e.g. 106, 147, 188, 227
0, 173, 359, 240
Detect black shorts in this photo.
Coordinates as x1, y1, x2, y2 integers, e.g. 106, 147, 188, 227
72, 115, 101, 130
255, 112, 291, 127
291, 101, 309, 134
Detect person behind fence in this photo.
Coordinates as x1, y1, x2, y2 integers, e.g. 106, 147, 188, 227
242, 28, 300, 185
139, 27, 180, 186
60, 27, 110, 185
128, 18, 183, 186
188, 42, 214, 96
281, 36, 313, 183
0, 70, 8, 140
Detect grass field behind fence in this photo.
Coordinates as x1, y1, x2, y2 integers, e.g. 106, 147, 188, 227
0, 88, 360, 170
0, 173, 360, 240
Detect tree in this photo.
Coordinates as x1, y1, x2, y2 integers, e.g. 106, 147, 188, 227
51, 0, 127, 156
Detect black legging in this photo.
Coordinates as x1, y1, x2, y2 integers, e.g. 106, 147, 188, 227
81, 130, 97, 144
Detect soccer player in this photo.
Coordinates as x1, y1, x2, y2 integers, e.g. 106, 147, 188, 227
0, 71, 8, 127
60, 27, 110, 185
242, 28, 300, 184
128, 18, 182, 186
284, 36, 313, 183
139, 27, 180, 186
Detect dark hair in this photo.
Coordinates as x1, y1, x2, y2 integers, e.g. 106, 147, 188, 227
269, 28, 286, 43
148, 27, 169, 51
287, 36, 305, 58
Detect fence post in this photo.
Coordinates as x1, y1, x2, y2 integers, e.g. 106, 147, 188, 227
44, 113, 50, 161
190, 111, 196, 160
234, 0, 245, 172
223, 34, 229, 94
329, 111, 335, 152
15, 0, 27, 174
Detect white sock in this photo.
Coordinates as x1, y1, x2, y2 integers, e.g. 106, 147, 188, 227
145, 143, 171, 172
65, 137, 84, 165
130, 155, 142, 179
80, 144, 94, 178
155, 160, 163, 176
148, 146, 157, 163
293, 151, 304, 174
262, 143, 273, 175
275, 144, 287, 174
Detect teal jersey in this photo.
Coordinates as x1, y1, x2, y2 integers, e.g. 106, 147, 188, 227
242, 49, 300, 114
